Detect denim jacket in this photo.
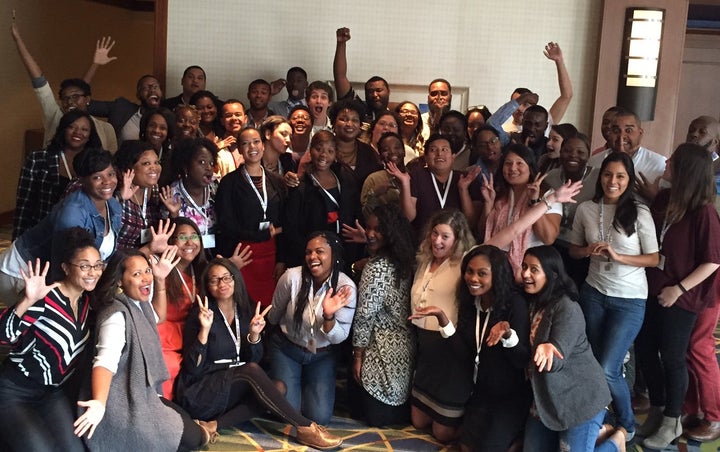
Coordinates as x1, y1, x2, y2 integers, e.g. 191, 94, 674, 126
15, 189, 122, 262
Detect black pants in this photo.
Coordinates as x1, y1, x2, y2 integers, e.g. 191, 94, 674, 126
635, 297, 697, 417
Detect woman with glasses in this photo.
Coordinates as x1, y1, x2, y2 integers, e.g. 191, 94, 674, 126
394, 101, 425, 157
0, 149, 121, 304
471, 125, 503, 180
175, 258, 343, 449
156, 217, 208, 399
0, 228, 103, 452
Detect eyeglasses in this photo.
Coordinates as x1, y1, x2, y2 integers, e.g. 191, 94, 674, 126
398, 109, 419, 117
208, 274, 234, 286
476, 137, 500, 148
175, 234, 201, 243
376, 120, 398, 129
69, 262, 106, 272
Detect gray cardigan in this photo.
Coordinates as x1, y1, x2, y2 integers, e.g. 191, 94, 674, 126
83, 294, 183, 452
529, 295, 611, 431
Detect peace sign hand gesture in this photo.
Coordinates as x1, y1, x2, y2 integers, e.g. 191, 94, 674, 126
249, 302, 272, 336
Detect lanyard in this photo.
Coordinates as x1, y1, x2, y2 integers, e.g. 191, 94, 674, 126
507, 189, 516, 227
311, 173, 341, 233
431, 171, 453, 209
178, 181, 209, 234
659, 216, 671, 249
473, 300, 492, 384
219, 303, 241, 361
60, 151, 73, 179
598, 202, 614, 244
242, 166, 268, 221
133, 188, 149, 228
307, 279, 330, 338
175, 266, 196, 300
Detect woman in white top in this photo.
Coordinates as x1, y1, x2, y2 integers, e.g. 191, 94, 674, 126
569, 152, 659, 439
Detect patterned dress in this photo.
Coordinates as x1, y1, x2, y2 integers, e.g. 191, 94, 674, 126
352, 256, 415, 406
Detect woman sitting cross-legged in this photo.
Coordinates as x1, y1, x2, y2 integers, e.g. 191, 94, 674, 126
176, 258, 343, 449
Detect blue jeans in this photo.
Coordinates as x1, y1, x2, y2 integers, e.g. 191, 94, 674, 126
269, 333, 336, 425
579, 283, 645, 432
523, 409, 619, 452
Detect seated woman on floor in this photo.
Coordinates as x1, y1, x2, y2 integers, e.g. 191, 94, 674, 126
176, 257, 343, 449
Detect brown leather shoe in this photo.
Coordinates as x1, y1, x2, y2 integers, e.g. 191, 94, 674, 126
684, 420, 720, 442
681, 413, 702, 430
296, 422, 343, 450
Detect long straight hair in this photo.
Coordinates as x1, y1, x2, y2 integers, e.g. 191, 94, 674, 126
665, 143, 715, 224
523, 246, 578, 313
593, 152, 638, 236
200, 258, 253, 319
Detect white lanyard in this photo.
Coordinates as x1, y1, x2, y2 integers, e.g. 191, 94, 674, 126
175, 266, 196, 300
659, 216, 671, 249
134, 188, 148, 227
473, 300, 492, 384
507, 189, 516, 227
219, 303, 241, 361
311, 173, 341, 233
307, 279, 329, 338
598, 202, 614, 244
60, 151, 73, 179
178, 181, 209, 234
242, 166, 268, 221
431, 171, 453, 209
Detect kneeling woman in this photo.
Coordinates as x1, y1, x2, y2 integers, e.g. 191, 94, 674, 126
177, 258, 342, 449
268, 231, 357, 425
521, 246, 625, 452
0, 228, 102, 452
74, 249, 212, 451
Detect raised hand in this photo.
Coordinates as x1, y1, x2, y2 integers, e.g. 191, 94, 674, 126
249, 301, 272, 336
636, 171, 661, 202
480, 172, 496, 206
321, 285, 353, 318
516, 91, 539, 108
549, 178, 582, 204
196, 295, 214, 330
93, 36, 117, 66
342, 220, 367, 244
159, 185, 180, 217
336, 27, 351, 43
270, 78, 286, 96
20, 259, 60, 305
543, 42, 563, 62
218, 242, 253, 270
459, 165, 482, 191
119, 169, 138, 201
534, 342, 564, 372
148, 218, 176, 254
151, 245, 181, 281
386, 161, 410, 185
526, 172, 548, 201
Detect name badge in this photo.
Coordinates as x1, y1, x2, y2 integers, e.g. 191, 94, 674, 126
140, 228, 152, 244
202, 234, 216, 249
601, 261, 617, 275
258, 221, 271, 231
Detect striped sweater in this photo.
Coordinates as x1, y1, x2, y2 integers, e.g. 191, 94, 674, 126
0, 289, 92, 386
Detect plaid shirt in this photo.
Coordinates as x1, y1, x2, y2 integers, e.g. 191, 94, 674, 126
13, 150, 71, 240
116, 188, 163, 250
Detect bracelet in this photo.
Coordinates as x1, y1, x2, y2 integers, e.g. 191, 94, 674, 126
540, 196, 552, 211
528, 198, 542, 206
247, 333, 261, 344
677, 282, 689, 294
322, 312, 335, 321
155, 288, 166, 292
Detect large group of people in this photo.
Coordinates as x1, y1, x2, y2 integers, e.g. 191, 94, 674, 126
1, 22, 719, 452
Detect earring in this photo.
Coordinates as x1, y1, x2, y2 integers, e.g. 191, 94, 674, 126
117, 285, 123, 295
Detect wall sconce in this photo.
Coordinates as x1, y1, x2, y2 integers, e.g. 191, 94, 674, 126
617, 8, 665, 121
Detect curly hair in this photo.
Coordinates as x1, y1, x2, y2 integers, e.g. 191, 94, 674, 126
417, 209, 476, 266
200, 258, 254, 319
368, 204, 416, 280
50, 227, 97, 283
170, 137, 219, 182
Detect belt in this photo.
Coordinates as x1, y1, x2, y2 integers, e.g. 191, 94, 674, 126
281, 333, 332, 354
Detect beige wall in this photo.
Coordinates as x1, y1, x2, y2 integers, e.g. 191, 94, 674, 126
591, 0, 689, 156
166, 0, 602, 134
0, 0, 153, 214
